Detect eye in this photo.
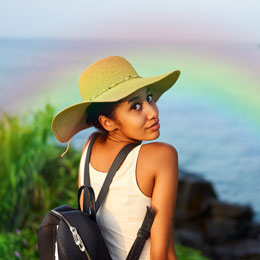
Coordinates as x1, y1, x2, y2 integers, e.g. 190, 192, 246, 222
147, 94, 153, 102
131, 103, 142, 110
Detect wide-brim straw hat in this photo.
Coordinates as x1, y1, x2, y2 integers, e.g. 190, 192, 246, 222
52, 55, 181, 143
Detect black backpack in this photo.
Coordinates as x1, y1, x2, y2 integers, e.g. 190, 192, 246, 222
37, 136, 154, 260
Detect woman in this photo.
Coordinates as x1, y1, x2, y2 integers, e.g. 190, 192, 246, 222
51, 56, 180, 260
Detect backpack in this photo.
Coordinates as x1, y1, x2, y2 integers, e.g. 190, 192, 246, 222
37, 136, 154, 260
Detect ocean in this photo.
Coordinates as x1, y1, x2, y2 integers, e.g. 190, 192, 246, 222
1, 37, 260, 220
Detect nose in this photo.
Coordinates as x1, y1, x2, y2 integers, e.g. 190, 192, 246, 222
144, 101, 159, 120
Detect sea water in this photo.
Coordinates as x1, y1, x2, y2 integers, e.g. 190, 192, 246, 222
1, 38, 259, 220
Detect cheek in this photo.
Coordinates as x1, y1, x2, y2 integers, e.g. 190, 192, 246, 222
153, 103, 159, 115
131, 113, 147, 125
121, 114, 146, 131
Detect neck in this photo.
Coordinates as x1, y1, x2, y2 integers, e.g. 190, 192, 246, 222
103, 132, 142, 145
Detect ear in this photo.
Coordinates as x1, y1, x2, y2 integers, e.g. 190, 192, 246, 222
98, 115, 118, 132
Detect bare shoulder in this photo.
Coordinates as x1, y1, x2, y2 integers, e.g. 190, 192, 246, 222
139, 142, 178, 176
140, 142, 178, 164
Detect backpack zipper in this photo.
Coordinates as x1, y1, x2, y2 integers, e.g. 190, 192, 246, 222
51, 210, 91, 260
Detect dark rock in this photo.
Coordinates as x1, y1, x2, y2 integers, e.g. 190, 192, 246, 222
174, 206, 207, 226
174, 168, 260, 260
204, 218, 250, 243
207, 245, 233, 260
209, 239, 260, 260
209, 200, 254, 221
174, 227, 204, 249
176, 171, 217, 217
232, 239, 260, 259
247, 221, 260, 239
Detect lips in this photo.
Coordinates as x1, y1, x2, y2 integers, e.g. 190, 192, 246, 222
147, 120, 160, 130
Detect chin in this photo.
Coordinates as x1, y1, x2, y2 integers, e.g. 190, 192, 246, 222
144, 131, 160, 141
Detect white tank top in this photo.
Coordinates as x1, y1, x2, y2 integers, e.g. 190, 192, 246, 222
79, 140, 151, 260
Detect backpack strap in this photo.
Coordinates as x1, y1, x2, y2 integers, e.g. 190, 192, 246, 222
126, 206, 154, 260
83, 135, 97, 187
82, 135, 98, 213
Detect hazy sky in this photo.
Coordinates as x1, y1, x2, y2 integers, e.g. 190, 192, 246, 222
1, 0, 259, 43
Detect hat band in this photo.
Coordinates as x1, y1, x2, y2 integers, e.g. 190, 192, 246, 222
89, 74, 142, 101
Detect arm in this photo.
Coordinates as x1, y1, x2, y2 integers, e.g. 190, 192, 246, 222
167, 222, 178, 260
149, 144, 178, 260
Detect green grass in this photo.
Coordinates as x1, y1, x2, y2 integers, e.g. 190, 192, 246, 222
0, 104, 80, 232
0, 229, 38, 260
176, 245, 210, 260
0, 104, 210, 259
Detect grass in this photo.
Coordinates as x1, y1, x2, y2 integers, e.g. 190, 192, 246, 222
0, 104, 80, 232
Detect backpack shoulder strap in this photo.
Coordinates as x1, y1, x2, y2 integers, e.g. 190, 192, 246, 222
83, 134, 98, 187
126, 206, 154, 260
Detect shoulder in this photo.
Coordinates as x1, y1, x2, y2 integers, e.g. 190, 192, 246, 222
140, 142, 178, 163
139, 142, 178, 175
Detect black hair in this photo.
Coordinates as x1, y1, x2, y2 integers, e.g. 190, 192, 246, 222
86, 101, 121, 133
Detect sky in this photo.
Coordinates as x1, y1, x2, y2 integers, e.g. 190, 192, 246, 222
1, 0, 259, 44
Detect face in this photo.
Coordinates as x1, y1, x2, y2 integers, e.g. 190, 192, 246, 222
109, 87, 160, 142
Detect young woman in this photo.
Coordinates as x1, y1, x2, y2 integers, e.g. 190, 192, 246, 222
51, 56, 181, 260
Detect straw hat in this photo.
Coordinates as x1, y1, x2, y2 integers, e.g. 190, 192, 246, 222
52, 55, 181, 143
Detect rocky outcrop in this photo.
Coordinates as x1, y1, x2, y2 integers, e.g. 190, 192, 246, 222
174, 169, 260, 260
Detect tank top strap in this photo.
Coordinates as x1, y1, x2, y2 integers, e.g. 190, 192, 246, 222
117, 144, 142, 174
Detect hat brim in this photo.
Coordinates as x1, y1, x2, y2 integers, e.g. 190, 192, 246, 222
52, 69, 180, 143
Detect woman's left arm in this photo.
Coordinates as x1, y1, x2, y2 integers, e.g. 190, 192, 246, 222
149, 143, 179, 260
167, 223, 178, 260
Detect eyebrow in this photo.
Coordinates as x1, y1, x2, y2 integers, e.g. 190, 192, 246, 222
128, 96, 140, 103
127, 88, 152, 104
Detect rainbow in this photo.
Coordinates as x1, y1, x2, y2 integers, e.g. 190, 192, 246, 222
2, 39, 260, 219
2, 40, 260, 135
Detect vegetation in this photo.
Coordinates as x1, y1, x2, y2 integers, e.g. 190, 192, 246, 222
0, 104, 80, 232
176, 245, 210, 260
0, 104, 210, 259
0, 229, 38, 260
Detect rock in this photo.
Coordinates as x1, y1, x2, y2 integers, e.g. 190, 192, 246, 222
232, 239, 260, 259
209, 200, 254, 221
204, 218, 250, 243
206, 245, 233, 260
174, 168, 260, 260
176, 171, 217, 218
247, 221, 260, 239
208, 239, 260, 260
174, 227, 204, 249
